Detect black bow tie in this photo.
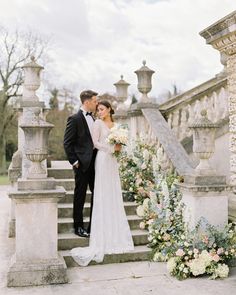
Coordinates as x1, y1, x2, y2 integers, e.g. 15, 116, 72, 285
86, 112, 93, 117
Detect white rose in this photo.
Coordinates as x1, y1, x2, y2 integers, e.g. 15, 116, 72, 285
167, 257, 177, 273
189, 259, 206, 276
136, 205, 144, 217
214, 264, 229, 278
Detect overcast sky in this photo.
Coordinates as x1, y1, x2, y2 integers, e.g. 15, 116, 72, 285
0, 0, 236, 102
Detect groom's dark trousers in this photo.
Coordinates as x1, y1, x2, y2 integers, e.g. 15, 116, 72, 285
63, 110, 97, 232
73, 151, 96, 232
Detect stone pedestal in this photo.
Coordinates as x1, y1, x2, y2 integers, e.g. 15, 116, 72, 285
8, 150, 22, 237
113, 109, 129, 127
178, 175, 229, 229
7, 182, 68, 287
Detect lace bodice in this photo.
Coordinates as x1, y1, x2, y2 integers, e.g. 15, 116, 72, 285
92, 119, 114, 153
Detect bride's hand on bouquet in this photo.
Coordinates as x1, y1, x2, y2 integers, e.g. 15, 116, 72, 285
114, 143, 122, 152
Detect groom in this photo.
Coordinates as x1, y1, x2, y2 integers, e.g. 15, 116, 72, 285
64, 90, 98, 237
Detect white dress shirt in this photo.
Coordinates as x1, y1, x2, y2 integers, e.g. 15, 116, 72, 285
80, 107, 94, 135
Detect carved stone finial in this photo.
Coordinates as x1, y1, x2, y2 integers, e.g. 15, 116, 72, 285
121, 75, 123, 79
142, 60, 146, 66
201, 109, 207, 117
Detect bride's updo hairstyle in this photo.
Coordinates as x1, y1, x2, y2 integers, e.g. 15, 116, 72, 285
98, 100, 115, 122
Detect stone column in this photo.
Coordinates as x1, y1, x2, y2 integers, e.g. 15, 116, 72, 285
7, 57, 68, 287
200, 10, 236, 185
178, 110, 229, 229
8, 59, 49, 238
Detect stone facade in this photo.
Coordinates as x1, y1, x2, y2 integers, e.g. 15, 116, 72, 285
200, 10, 236, 185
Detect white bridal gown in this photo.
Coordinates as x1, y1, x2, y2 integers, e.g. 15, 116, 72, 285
71, 119, 134, 266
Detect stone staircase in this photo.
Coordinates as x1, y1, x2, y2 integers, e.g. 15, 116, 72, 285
48, 164, 151, 267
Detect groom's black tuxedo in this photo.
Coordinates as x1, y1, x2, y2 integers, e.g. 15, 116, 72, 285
64, 110, 94, 171
64, 110, 97, 232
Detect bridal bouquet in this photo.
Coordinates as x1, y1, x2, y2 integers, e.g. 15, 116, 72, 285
107, 124, 129, 156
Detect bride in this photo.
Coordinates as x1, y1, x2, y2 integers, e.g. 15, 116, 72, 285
71, 100, 134, 266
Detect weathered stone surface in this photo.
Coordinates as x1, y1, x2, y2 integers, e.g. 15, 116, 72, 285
17, 177, 56, 191
184, 174, 226, 186
178, 182, 229, 229
7, 254, 68, 287
229, 192, 236, 221
142, 108, 195, 175
7, 184, 67, 286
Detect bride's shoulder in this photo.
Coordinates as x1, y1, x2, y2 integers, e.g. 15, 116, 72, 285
94, 119, 103, 128
94, 119, 102, 125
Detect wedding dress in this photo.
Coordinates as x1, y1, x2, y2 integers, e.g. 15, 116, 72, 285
71, 119, 134, 266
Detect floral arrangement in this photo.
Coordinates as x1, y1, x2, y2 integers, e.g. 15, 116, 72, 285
166, 220, 236, 280
119, 138, 161, 204
107, 124, 129, 157
119, 138, 236, 280
107, 124, 128, 146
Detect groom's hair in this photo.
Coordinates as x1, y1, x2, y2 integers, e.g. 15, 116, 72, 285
80, 90, 98, 104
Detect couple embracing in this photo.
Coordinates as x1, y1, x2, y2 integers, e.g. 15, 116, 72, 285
63, 90, 134, 266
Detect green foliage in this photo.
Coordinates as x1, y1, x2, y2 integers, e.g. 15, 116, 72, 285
49, 88, 59, 110
0, 175, 10, 185
119, 139, 159, 204
47, 108, 70, 160
131, 94, 138, 105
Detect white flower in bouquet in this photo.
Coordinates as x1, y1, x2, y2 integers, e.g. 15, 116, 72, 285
199, 250, 212, 267
141, 162, 147, 170
149, 191, 157, 204
213, 263, 229, 278
107, 124, 128, 146
167, 257, 177, 273
142, 149, 150, 162
189, 258, 206, 276
136, 205, 145, 217
161, 180, 169, 199
143, 198, 150, 209
153, 252, 166, 262
139, 221, 146, 229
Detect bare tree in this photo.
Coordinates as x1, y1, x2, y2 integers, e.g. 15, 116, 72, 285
0, 25, 50, 173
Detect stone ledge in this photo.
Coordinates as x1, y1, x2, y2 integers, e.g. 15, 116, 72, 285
184, 175, 226, 186
7, 254, 68, 287
17, 177, 56, 191
8, 186, 66, 201
177, 182, 231, 193
128, 102, 159, 116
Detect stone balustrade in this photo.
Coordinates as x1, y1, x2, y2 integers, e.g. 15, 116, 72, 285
159, 76, 228, 143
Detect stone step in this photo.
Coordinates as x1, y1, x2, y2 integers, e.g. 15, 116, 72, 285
58, 215, 142, 233
59, 190, 134, 204
58, 202, 138, 218
55, 179, 75, 191
60, 245, 151, 267
48, 168, 73, 179
58, 229, 148, 250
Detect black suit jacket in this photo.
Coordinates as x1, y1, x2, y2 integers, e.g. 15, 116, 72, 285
64, 110, 95, 171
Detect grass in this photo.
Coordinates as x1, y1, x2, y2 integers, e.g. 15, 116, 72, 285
0, 175, 10, 185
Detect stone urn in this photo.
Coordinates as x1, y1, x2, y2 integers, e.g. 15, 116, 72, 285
189, 109, 218, 174
134, 60, 155, 103
113, 75, 130, 110
20, 108, 53, 179
22, 56, 44, 101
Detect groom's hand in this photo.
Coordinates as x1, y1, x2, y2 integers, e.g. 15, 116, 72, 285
73, 161, 80, 169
